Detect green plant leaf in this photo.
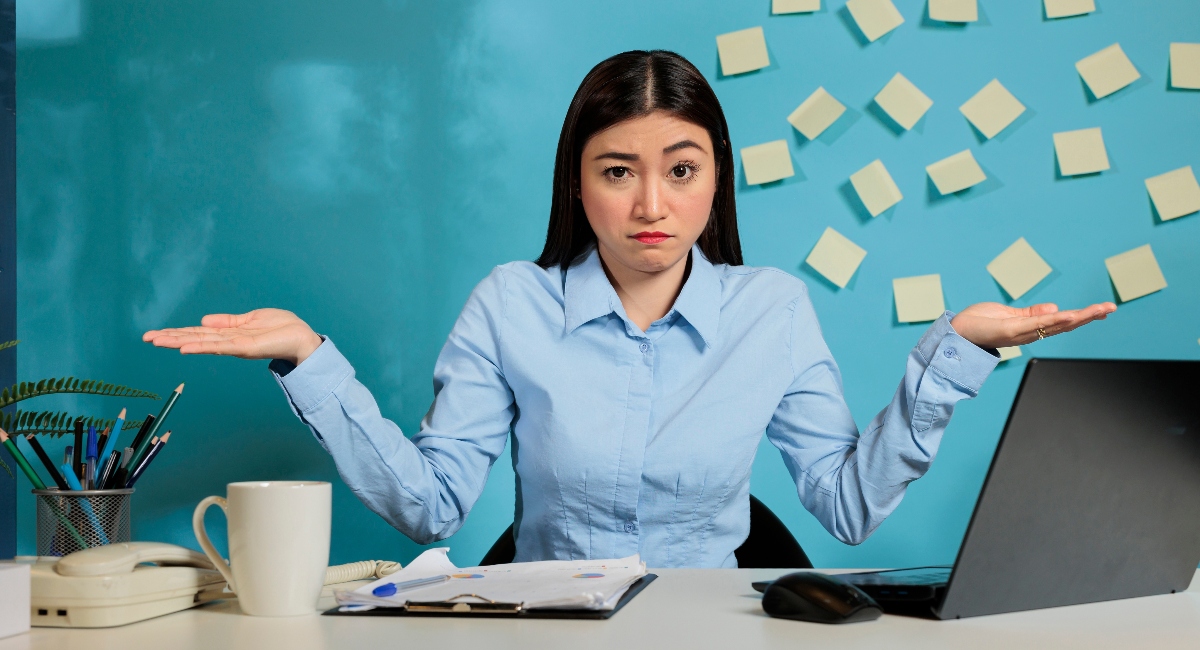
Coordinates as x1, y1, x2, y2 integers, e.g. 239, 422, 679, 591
0, 340, 19, 352
0, 377, 160, 409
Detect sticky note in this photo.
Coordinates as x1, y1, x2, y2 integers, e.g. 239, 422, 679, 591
874, 73, 933, 130
788, 87, 847, 140
850, 160, 903, 216
997, 346, 1022, 362
1105, 244, 1167, 302
929, 0, 977, 22
1044, 0, 1094, 18
773, 0, 821, 13
1075, 43, 1140, 99
1053, 127, 1109, 176
1145, 166, 1200, 221
716, 27, 770, 76
959, 79, 1026, 139
806, 227, 867, 288
846, 0, 905, 42
740, 140, 794, 185
1170, 43, 1200, 90
926, 150, 987, 195
893, 274, 945, 323
987, 238, 1053, 300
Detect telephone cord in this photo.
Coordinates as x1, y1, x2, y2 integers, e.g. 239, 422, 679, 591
323, 559, 403, 585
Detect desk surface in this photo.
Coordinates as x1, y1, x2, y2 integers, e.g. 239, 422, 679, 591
6, 569, 1200, 650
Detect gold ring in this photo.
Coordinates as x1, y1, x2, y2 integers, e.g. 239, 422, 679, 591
1036, 327, 1047, 340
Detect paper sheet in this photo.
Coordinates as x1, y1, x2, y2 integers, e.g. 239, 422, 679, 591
1054, 127, 1109, 176
929, 0, 977, 23
1044, 0, 1094, 19
875, 73, 933, 130
1145, 166, 1200, 221
846, 0, 905, 42
806, 227, 867, 288
1170, 42, 1200, 90
1075, 43, 1140, 99
850, 159, 903, 216
926, 149, 987, 195
716, 27, 770, 76
894, 274, 945, 323
997, 346, 1022, 362
986, 238, 1052, 300
1105, 245, 1167, 302
788, 87, 847, 140
741, 140, 794, 185
959, 79, 1026, 139
773, 0, 821, 13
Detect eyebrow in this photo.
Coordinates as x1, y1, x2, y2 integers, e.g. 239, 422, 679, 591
592, 139, 707, 162
662, 139, 706, 154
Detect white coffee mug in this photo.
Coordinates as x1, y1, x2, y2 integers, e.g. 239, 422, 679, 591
193, 481, 331, 616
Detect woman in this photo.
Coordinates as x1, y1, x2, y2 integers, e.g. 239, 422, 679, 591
144, 51, 1115, 568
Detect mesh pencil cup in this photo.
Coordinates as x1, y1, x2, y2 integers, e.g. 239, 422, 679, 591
33, 488, 133, 556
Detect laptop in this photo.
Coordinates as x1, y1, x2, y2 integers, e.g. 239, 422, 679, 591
765, 359, 1200, 619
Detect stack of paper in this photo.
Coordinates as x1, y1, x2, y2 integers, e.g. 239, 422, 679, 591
336, 549, 648, 612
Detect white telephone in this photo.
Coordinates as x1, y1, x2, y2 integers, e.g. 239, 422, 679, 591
29, 542, 402, 628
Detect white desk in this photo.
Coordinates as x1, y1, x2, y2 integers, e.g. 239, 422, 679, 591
6, 569, 1200, 650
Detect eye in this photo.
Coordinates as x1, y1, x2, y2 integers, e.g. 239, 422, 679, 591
669, 162, 699, 182
603, 166, 632, 181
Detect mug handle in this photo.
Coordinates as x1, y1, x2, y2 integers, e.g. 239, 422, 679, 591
193, 496, 237, 593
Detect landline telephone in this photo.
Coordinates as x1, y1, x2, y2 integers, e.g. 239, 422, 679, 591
28, 541, 402, 628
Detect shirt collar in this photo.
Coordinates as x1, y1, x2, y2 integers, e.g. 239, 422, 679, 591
563, 245, 722, 348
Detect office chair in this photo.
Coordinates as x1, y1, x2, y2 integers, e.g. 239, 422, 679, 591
479, 494, 813, 568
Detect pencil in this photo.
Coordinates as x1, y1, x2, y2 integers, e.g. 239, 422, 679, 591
59, 461, 110, 545
73, 418, 84, 480
24, 434, 69, 489
126, 431, 169, 488
0, 428, 45, 490
98, 408, 125, 470
131, 384, 183, 468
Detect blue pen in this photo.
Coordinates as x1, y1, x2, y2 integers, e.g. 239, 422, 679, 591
85, 426, 98, 490
60, 462, 111, 546
97, 408, 126, 478
371, 574, 451, 598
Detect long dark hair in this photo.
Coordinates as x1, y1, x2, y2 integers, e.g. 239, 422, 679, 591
534, 50, 742, 269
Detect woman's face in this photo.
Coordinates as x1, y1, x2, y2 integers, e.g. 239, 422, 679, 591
579, 111, 717, 275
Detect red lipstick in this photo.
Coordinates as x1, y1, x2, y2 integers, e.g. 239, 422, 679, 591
633, 231, 670, 245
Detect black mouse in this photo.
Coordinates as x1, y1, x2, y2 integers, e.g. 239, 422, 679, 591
761, 572, 883, 624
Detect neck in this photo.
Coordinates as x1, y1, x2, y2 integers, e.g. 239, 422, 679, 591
597, 245, 691, 332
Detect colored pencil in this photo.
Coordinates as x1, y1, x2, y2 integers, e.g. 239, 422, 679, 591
24, 434, 69, 490
126, 431, 169, 488
59, 461, 110, 545
126, 414, 157, 470
97, 408, 125, 471
1, 428, 45, 490
131, 384, 183, 469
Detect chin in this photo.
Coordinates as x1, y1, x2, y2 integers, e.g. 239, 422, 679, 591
626, 247, 686, 273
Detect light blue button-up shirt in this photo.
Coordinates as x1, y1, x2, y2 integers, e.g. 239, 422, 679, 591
271, 246, 998, 567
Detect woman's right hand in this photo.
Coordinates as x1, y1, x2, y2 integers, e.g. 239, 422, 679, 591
142, 309, 325, 366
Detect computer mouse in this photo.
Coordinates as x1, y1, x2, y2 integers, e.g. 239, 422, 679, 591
761, 572, 883, 624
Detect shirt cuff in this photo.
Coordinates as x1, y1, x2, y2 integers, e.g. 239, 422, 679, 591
269, 336, 354, 414
915, 311, 1000, 396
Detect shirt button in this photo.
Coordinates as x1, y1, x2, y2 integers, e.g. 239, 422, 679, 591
639, 343, 650, 353
623, 522, 636, 533
944, 347, 957, 358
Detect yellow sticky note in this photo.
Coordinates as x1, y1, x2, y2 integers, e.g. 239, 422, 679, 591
1044, 0, 1094, 19
926, 150, 987, 195
846, 0, 905, 42
1105, 244, 1167, 302
806, 227, 867, 289
987, 238, 1053, 300
850, 159, 903, 217
1145, 166, 1200, 221
788, 87, 847, 140
1053, 127, 1109, 176
997, 346, 1023, 362
1170, 43, 1200, 90
716, 27, 770, 76
1076, 43, 1140, 99
875, 73, 933, 130
959, 79, 1026, 139
773, 0, 821, 13
740, 140, 794, 185
893, 274, 945, 323
929, 0, 977, 22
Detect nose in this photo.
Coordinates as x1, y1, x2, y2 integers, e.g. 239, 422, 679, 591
636, 177, 669, 223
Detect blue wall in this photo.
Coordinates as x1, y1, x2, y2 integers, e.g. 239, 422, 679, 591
15, 0, 1200, 568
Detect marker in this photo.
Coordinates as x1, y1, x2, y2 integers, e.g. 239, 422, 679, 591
24, 434, 69, 490
126, 432, 169, 488
97, 409, 125, 472
0, 428, 45, 490
371, 574, 451, 598
85, 426, 98, 489
59, 461, 110, 545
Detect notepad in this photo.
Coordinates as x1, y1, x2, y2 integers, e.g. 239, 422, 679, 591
850, 159, 903, 216
987, 238, 1052, 300
929, 0, 977, 23
1054, 128, 1109, 176
998, 346, 1022, 362
1105, 245, 1167, 302
959, 79, 1026, 139
788, 87, 847, 140
806, 227, 867, 288
1044, 0, 1094, 19
1076, 44, 1140, 99
1145, 166, 1200, 221
875, 73, 933, 130
846, 0, 905, 42
717, 27, 770, 76
773, 0, 821, 13
893, 274, 945, 323
1170, 43, 1200, 90
926, 150, 987, 195
741, 140, 794, 185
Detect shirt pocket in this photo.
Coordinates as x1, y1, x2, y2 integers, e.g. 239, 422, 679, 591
910, 400, 949, 433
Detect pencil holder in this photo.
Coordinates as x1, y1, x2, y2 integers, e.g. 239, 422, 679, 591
33, 488, 134, 556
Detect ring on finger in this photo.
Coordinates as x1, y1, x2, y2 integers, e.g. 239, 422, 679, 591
1036, 327, 1048, 340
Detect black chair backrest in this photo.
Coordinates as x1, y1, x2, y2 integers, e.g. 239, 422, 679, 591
479, 494, 812, 568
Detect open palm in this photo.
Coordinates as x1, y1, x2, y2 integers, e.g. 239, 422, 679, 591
142, 309, 324, 365
950, 301, 1117, 350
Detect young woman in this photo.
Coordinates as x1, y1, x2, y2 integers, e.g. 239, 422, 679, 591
144, 51, 1115, 568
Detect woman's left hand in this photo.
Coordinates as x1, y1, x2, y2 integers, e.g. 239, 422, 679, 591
950, 301, 1117, 350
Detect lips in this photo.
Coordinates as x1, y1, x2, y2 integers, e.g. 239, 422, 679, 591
633, 231, 671, 245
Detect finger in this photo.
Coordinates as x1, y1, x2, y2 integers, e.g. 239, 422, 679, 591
200, 312, 255, 329
152, 331, 240, 347
1025, 303, 1059, 317
145, 326, 229, 339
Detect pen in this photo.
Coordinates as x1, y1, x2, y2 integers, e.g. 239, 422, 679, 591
371, 574, 452, 598
59, 461, 111, 545
73, 419, 84, 480
97, 408, 125, 471
64, 446, 73, 476
97, 450, 119, 489
24, 434, 69, 490
130, 384, 182, 469
106, 447, 136, 490
125, 431, 169, 488
0, 428, 45, 490
85, 425, 98, 489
